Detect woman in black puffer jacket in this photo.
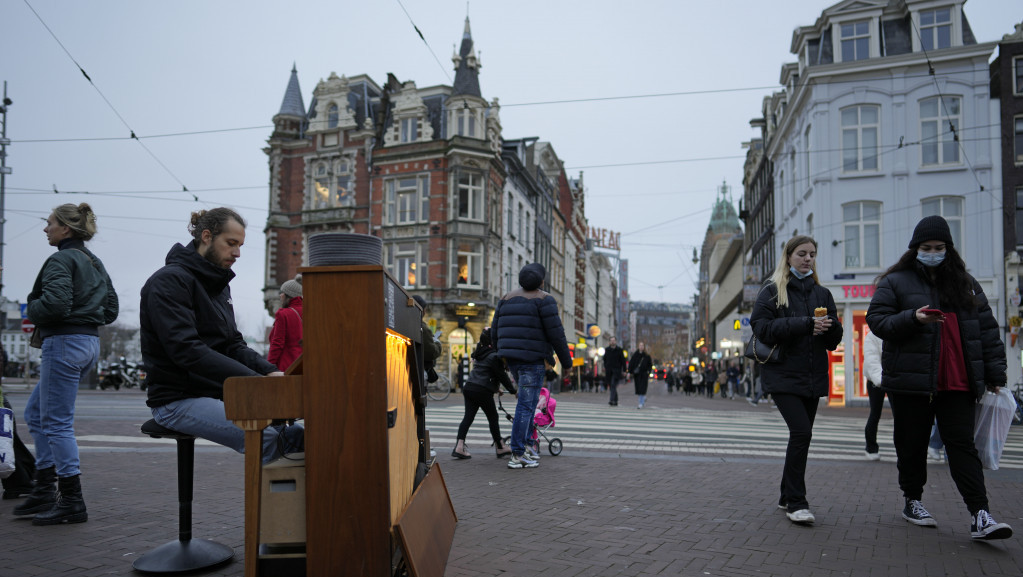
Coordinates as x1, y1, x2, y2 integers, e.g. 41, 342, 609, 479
750, 235, 842, 526
452, 328, 517, 459
866, 215, 1011, 540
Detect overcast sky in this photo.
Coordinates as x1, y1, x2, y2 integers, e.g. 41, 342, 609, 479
0, 0, 1016, 338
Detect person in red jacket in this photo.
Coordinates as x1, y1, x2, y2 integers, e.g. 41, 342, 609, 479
268, 274, 303, 371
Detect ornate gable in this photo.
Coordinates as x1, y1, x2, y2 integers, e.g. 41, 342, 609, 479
384, 81, 435, 146
308, 73, 357, 133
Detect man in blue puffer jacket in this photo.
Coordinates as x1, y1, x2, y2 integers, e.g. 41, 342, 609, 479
491, 263, 572, 469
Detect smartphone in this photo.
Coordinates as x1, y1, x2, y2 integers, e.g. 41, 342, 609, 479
920, 308, 945, 317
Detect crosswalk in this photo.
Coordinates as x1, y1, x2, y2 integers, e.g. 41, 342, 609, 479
426, 399, 1023, 469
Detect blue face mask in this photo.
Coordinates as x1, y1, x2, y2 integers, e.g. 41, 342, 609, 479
917, 251, 946, 267
789, 266, 813, 280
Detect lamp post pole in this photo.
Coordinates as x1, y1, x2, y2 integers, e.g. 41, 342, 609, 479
0, 82, 12, 340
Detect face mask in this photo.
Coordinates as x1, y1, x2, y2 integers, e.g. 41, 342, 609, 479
916, 251, 946, 267
789, 266, 813, 280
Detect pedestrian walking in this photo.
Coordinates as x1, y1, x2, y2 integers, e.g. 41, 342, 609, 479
726, 362, 740, 399
141, 208, 303, 464
862, 329, 886, 460
452, 328, 516, 459
867, 215, 1012, 539
628, 342, 652, 408
491, 263, 572, 469
603, 337, 625, 406
703, 365, 716, 398
0, 342, 36, 500
16, 203, 118, 525
692, 369, 704, 396
750, 235, 842, 525
267, 274, 303, 372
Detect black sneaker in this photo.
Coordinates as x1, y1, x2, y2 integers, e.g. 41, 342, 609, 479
970, 510, 1013, 540
902, 500, 937, 527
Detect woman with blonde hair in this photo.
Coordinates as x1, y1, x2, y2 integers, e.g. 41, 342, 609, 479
15, 203, 118, 525
750, 235, 842, 525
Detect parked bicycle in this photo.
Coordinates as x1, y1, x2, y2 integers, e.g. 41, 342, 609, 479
426, 371, 452, 402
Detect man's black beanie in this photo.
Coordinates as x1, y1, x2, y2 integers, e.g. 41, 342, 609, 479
518, 263, 546, 291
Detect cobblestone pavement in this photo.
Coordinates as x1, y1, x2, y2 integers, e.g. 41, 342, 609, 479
0, 383, 1020, 576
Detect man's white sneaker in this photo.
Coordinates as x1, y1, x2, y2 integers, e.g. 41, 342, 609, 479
525, 447, 541, 461
865, 451, 881, 461
507, 453, 539, 469
786, 509, 815, 524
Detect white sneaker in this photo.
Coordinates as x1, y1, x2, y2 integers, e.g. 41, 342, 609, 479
525, 447, 541, 461
507, 453, 539, 469
786, 509, 815, 524
865, 451, 881, 461
927, 447, 942, 462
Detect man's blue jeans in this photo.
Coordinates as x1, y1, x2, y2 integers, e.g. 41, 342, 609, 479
24, 334, 99, 478
509, 364, 545, 455
152, 397, 304, 464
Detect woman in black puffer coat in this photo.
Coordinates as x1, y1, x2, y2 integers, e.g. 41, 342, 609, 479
866, 215, 1011, 540
750, 235, 842, 526
452, 328, 517, 459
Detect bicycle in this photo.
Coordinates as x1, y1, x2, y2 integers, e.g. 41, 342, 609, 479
426, 371, 453, 401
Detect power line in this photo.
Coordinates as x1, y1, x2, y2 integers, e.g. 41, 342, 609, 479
394, 0, 452, 84
22, 0, 195, 199
12, 125, 272, 143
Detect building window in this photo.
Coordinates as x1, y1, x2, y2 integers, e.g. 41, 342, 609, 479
806, 213, 814, 237
1014, 57, 1023, 96
311, 157, 355, 209
517, 203, 524, 240
841, 105, 879, 172
921, 196, 963, 249
919, 8, 952, 51
921, 96, 961, 166
843, 201, 881, 269
400, 117, 418, 143
507, 193, 513, 237
386, 242, 427, 288
803, 124, 812, 191
455, 172, 484, 220
840, 21, 870, 62
327, 104, 339, 128
789, 150, 797, 204
384, 175, 430, 225
1015, 115, 1023, 165
1016, 188, 1023, 247
455, 108, 477, 138
455, 241, 483, 287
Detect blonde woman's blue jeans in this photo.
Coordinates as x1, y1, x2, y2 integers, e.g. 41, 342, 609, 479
24, 334, 99, 478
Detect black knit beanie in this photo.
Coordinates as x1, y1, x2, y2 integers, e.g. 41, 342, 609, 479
518, 263, 546, 291
908, 215, 954, 249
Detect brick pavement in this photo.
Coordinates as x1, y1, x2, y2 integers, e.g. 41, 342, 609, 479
0, 383, 1020, 576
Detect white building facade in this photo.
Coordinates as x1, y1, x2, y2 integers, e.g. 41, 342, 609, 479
769, 0, 1003, 404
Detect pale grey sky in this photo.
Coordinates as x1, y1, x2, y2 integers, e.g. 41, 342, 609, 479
0, 0, 1016, 337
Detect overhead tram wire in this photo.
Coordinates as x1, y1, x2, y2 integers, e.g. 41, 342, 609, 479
394, 0, 452, 84
22, 0, 197, 201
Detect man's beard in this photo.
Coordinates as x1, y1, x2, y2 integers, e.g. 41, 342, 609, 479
202, 247, 229, 270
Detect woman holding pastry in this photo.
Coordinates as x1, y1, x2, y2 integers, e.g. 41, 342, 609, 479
750, 235, 842, 525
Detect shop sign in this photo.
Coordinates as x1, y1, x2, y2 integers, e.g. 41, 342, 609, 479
841, 285, 875, 299
587, 226, 621, 250
455, 305, 482, 317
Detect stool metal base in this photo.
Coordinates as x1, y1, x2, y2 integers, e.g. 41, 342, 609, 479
132, 538, 234, 574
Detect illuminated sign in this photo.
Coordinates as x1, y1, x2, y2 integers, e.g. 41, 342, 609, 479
587, 324, 602, 338
588, 226, 621, 250
841, 285, 876, 299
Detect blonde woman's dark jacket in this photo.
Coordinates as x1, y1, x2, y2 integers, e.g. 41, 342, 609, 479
750, 276, 842, 398
27, 238, 118, 338
865, 262, 1004, 399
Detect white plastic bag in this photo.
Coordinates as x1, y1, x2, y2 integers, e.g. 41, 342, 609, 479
974, 388, 1015, 470
0, 403, 15, 480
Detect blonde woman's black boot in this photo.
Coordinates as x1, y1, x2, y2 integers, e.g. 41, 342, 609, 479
12, 466, 57, 516
33, 474, 87, 525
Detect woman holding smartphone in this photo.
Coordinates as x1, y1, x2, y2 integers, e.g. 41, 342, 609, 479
866, 215, 1012, 540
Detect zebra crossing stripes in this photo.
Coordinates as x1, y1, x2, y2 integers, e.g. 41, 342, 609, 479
425, 400, 1023, 468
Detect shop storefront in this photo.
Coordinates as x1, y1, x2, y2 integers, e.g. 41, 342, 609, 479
825, 282, 875, 407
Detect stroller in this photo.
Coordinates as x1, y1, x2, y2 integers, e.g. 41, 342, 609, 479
498, 387, 563, 456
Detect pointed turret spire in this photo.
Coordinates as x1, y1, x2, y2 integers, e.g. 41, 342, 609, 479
452, 17, 482, 98
277, 63, 306, 118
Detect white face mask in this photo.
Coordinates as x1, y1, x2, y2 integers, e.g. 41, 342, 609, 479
916, 250, 946, 267
789, 266, 813, 280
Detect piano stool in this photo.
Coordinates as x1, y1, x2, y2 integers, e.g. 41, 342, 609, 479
132, 419, 235, 574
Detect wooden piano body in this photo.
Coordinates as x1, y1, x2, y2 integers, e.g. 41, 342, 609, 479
224, 265, 456, 577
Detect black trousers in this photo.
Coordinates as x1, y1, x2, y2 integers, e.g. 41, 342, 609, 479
773, 393, 819, 512
456, 388, 504, 445
608, 372, 621, 404
1, 396, 36, 491
864, 381, 886, 454
888, 391, 988, 514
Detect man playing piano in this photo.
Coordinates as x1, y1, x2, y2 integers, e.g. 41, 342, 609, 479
140, 208, 303, 462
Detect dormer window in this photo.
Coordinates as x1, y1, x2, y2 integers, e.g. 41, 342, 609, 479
840, 21, 870, 61
455, 107, 477, 138
400, 117, 418, 143
919, 8, 952, 51
327, 104, 339, 128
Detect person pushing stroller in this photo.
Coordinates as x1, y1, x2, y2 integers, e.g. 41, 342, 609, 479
452, 328, 516, 459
